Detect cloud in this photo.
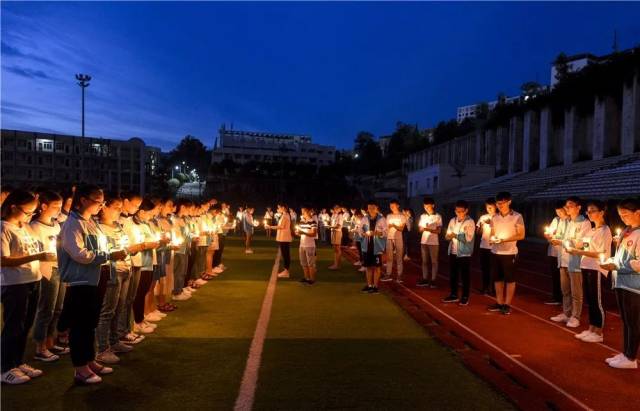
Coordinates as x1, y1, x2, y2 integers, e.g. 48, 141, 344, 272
3, 65, 51, 79
1, 41, 55, 66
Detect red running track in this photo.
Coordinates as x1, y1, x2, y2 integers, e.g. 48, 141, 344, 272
341, 242, 640, 411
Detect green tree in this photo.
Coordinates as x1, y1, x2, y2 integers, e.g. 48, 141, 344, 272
553, 52, 570, 83
169, 135, 210, 179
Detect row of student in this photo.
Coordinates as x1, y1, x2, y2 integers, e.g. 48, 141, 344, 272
542, 197, 640, 369
1, 185, 234, 385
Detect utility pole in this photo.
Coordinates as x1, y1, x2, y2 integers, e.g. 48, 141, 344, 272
75, 74, 91, 137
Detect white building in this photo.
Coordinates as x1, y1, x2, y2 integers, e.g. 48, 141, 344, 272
407, 163, 495, 198
550, 53, 599, 88
211, 125, 335, 166
456, 96, 520, 123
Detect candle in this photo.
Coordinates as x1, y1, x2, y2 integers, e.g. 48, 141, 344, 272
420, 221, 427, 229
582, 237, 591, 250
564, 240, 572, 249
365, 230, 373, 236
253, 220, 259, 227
544, 225, 552, 235
295, 224, 301, 231
118, 234, 130, 251
615, 227, 622, 238
132, 226, 143, 244
98, 234, 109, 252
47, 237, 57, 254
599, 253, 606, 264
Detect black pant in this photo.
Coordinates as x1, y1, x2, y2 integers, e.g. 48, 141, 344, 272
449, 255, 470, 299
357, 242, 363, 262
213, 235, 226, 267
185, 242, 197, 286
133, 270, 153, 324
279, 241, 291, 270
548, 256, 562, 302
341, 228, 349, 246
583, 269, 604, 328
67, 285, 101, 367
616, 288, 640, 360
1, 282, 40, 372
479, 248, 492, 292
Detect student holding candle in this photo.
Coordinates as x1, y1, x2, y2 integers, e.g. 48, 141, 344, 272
59, 184, 127, 384
487, 192, 525, 316
360, 200, 388, 294
171, 200, 193, 302
442, 200, 476, 305
265, 203, 292, 278
351, 209, 365, 269
328, 205, 344, 270
1, 189, 56, 384
476, 198, 496, 295
31, 190, 68, 363
543, 201, 569, 305
155, 199, 178, 312
402, 208, 414, 262
243, 207, 255, 254
600, 198, 640, 369
567, 200, 612, 343
382, 200, 407, 283
550, 197, 591, 328
146, 201, 171, 320
264, 207, 274, 238
296, 206, 318, 285
417, 197, 442, 288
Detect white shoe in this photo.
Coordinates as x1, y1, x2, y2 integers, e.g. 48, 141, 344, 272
353, 261, 362, 267
606, 353, 625, 364
194, 278, 207, 286
550, 313, 569, 323
358, 266, 366, 272
172, 292, 191, 301
133, 322, 154, 334
151, 310, 167, 318
609, 356, 638, 369
145, 313, 163, 322
18, 364, 42, 378
213, 267, 224, 274
574, 330, 591, 339
245, 249, 254, 254
96, 349, 120, 364
277, 270, 290, 278
581, 333, 603, 343
566, 317, 580, 328
120, 332, 145, 345
143, 320, 157, 329
1, 368, 30, 384
380, 276, 393, 282
218, 264, 226, 270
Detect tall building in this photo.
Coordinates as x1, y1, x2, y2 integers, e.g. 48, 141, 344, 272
1, 129, 161, 195
211, 125, 336, 166
456, 96, 520, 123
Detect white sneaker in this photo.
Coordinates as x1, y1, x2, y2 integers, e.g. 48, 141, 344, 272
353, 261, 362, 266
133, 322, 154, 334
566, 317, 580, 328
96, 349, 120, 364
574, 330, 591, 339
581, 333, 604, 343
380, 276, 393, 282
609, 356, 638, 369
120, 332, 145, 345
151, 310, 167, 318
145, 312, 163, 322
1, 368, 30, 384
606, 353, 625, 364
172, 292, 191, 301
213, 267, 224, 274
18, 364, 43, 378
143, 320, 157, 329
550, 313, 569, 323
185, 286, 197, 293
194, 278, 207, 286
277, 270, 290, 278
358, 266, 366, 272
245, 249, 254, 254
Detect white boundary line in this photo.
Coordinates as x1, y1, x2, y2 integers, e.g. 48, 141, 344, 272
234, 261, 279, 411
399, 284, 593, 411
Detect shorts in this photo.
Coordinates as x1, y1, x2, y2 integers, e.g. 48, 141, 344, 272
491, 253, 517, 283
153, 249, 169, 280
331, 229, 343, 246
299, 246, 317, 268
363, 251, 382, 268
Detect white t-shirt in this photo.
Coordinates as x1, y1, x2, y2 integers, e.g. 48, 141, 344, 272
580, 225, 612, 274
447, 217, 475, 255
560, 217, 592, 268
419, 213, 442, 245
30, 220, 61, 279
1, 221, 42, 285
120, 215, 143, 267
490, 210, 525, 255
99, 222, 132, 273
477, 213, 493, 250
386, 213, 407, 240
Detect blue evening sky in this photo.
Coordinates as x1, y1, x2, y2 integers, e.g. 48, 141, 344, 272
2, 2, 639, 150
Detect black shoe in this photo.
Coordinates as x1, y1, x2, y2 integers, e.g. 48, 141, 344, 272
416, 279, 430, 287
442, 295, 459, 303
361, 285, 372, 293
500, 305, 512, 315
368, 287, 379, 294
429, 282, 437, 289
487, 303, 502, 312
459, 297, 469, 306
299, 278, 309, 284
305, 280, 316, 286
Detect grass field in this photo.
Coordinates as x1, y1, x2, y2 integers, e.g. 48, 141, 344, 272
2, 235, 514, 410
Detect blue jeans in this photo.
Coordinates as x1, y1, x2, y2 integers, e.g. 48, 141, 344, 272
118, 267, 140, 338
33, 268, 66, 343
97, 270, 131, 352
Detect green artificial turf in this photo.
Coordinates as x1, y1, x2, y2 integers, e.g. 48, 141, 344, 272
2, 235, 514, 410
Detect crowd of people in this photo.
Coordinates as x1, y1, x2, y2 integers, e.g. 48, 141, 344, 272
1, 184, 639, 388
